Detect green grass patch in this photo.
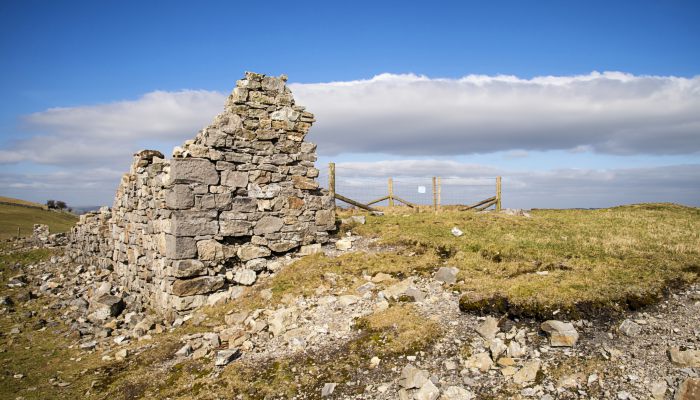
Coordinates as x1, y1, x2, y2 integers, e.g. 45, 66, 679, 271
0, 203, 77, 241
350, 203, 700, 319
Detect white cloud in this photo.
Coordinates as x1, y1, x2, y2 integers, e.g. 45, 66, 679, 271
0, 90, 225, 165
293, 71, 700, 156
1, 71, 699, 208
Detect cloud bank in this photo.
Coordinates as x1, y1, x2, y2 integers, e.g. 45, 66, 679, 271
1, 71, 698, 207
294, 72, 700, 156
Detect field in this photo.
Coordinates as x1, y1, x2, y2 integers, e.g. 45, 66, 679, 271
1, 203, 698, 399
0, 199, 78, 240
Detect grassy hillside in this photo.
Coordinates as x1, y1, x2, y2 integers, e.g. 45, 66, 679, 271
0, 202, 77, 240
0, 196, 47, 209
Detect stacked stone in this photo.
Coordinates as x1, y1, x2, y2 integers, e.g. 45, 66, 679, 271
68, 72, 335, 314
69, 207, 112, 270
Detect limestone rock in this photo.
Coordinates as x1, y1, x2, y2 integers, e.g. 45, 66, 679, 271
170, 158, 219, 185
399, 364, 428, 389
541, 320, 579, 347
440, 386, 474, 400
619, 319, 642, 337
668, 347, 700, 367
675, 378, 700, 400
475, 316, 499, 340
465, 352, 493, 372
172, 276, 225, 296
215, 349, 240, 366
237, 244, 271, 261
253, 216, 284, 235
234, 269, 257, 286
414, 380, 440, 400
321, 382, 337, 397
89, 294, 125, 322
435, 266, 459, 284
512, 360, 540, 385
172, 260, 207, 278
335, 237, 353, 251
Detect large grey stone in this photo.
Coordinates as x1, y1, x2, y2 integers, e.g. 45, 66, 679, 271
237, 244, 271, 261
254, 216, 284, 235
165, 235, 198, 259
165, 185, 194, 209
89, 294, 124, 321
197, 239, 224, 261
171, 210, 218, 237
170, 158, 219, 185
315, 210, 335, 229
172, 260, 207, 278
221, 170, 248, 188
171, 276, 225, 296
220, 220, 253, 237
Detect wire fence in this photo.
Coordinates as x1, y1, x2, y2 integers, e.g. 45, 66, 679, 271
316, 163, 501, 211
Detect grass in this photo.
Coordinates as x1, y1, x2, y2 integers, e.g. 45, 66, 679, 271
349, 203, 700, 319
0, 203, 77, 241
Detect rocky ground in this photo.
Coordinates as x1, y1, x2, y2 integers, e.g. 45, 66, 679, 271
1, 228, 699, 400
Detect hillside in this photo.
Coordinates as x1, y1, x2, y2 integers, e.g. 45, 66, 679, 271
0, 198, 77, 240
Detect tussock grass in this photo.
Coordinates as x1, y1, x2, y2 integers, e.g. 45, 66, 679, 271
351, 203, 700, 319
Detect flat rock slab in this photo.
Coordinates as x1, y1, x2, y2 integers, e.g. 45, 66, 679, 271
541, 320, 579, 347
172, 276, 225, 296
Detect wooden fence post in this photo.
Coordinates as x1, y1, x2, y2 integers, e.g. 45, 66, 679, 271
496, 176, 502, 211
17, 226, 21, 239
432, 177, 437, 212
329, 162, 336, 209
437, 177, 442, 212
388, 178, 394, 207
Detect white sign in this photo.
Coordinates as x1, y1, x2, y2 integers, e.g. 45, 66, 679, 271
417, 186, 426, 194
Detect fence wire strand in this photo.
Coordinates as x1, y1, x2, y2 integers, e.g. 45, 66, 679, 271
315, 166, 499, 209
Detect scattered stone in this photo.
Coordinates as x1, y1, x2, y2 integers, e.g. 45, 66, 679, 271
435, 267, 459, 285
175, 344, 192, 357
675, 378, 700, 400
440, 386, 474, 400
335, 237, 353, 251
619, 319, 642, 337
88, 294, 124, 322
414, 379, 440, 400
233, 269, 257, 286
512, 360, 540, 385
541, 320, 579, 347
669, 347, 700, 367
650, 380, 667, 399
399, 364, 428, 389
451, 227, 464, 237
465, 352, 493, 372
115, 349, 128, 361
475, 316, 499, 340
321, 382, 337, 397
215, 349, 240, 367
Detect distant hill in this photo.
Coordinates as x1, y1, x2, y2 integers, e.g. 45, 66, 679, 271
0, 196, 48, 210
0, 197, 78, 240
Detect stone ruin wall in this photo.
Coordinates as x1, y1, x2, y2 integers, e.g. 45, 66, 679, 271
68, 72, 335, 314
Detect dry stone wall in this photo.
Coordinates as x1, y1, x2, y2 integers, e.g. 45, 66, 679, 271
68, 72, 335, 314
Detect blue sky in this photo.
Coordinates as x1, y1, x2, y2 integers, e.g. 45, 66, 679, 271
1, 1, 699, 208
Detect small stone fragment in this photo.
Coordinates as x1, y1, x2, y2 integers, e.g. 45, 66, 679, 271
512, 360, 540, 385
434, 266, 459, 284
451, 227, 464, 237
321, 382, 337, 397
